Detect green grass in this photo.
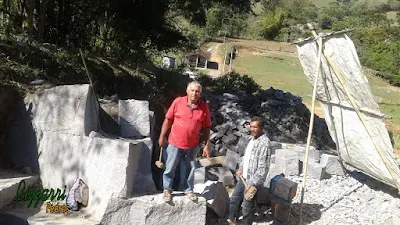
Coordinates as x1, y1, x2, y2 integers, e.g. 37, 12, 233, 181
233, 52, 313, 101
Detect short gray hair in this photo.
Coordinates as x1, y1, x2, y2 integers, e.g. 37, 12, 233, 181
187, 81, 202, 93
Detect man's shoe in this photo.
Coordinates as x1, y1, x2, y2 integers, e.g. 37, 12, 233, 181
186, 192, 197, 201
163, 190, 172, 202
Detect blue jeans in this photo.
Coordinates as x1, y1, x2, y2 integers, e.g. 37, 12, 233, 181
163, 144, 199, 193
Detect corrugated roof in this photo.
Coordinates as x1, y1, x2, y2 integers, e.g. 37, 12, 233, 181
185, 48, 211, 60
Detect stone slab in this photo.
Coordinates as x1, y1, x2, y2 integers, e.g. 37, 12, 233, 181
119, 99, 150, 138
101, 194, 207, 225
223, 150, 240, 171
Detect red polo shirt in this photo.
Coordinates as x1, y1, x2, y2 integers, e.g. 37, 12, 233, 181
166, 96, 212, 150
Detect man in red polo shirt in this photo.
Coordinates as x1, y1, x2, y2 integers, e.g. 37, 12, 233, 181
159, 81, 211, 202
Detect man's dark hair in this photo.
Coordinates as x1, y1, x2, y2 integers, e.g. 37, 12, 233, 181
250, 116, 265, 128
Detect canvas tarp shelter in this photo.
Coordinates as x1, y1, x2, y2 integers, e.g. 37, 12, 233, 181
296, 33, 400, 191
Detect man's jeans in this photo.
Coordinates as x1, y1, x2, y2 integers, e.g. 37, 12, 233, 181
229, 178, 257, 225
163, 144, 199, 193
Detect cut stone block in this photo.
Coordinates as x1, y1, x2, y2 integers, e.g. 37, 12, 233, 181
119, 137, 156, 194
24, 84, 99, 136
37, 131, 155, 220
194, 181, 229, 218
223, 150, 240, 171
275, 149, 299, 176
7, 84, 99, 173
0, 170, 39, 210
320, 154, 346, 176
119, 99, 150, 138
101, 194, 207, 225
306, 162, 327, 180
199, 156, 226, 167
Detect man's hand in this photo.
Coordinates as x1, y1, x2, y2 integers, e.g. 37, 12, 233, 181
236, 170, 242, 176
158, 136, 167, 148
202, 144, 210, 158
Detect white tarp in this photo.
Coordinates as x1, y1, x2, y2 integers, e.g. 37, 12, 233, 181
296, 33, 400, 190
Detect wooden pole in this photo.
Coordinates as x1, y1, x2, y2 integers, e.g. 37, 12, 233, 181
298, 23, 323, 225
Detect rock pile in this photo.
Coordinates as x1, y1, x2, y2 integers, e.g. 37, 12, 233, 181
202, 88, 335, 157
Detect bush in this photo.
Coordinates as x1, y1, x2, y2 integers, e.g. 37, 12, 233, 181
197, 71, 261, 95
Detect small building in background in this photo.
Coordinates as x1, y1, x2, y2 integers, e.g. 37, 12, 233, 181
185, 48, 211, 69
162, 56, 176, 69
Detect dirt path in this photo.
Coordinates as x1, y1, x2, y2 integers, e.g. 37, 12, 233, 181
208, 43, 226, 77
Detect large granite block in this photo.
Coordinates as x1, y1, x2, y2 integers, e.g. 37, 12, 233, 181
24, 84, 99, 136
101, 194, 207, 225
38, 131, 155, 221
119, 100, 150, 138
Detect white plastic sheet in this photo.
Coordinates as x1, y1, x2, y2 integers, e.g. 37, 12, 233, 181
296, 34, 400, 190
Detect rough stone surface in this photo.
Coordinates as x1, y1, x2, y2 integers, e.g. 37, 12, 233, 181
223, 150, 240, 171
194, 181, 229, 218
306, 162, 326, 180
200, 90, 335, 159
119, 99, 150, 138
6, 84, 99, 173
24, 84, 99, 136
320, 154, 346, 176
101, 194, 207, 225
275, 149, 299, 176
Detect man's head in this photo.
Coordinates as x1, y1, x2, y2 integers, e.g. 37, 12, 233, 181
249, 117, 264, 138
186, 81, 202, 104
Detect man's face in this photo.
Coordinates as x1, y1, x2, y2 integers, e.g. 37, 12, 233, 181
250, 121, 263, 138
187, 84, 201, 103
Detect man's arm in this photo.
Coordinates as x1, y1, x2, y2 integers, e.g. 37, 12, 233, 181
158, 118, 173, 147
202, 127, 211, 158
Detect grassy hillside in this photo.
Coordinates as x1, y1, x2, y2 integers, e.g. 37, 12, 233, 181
213, 38, 400, 154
